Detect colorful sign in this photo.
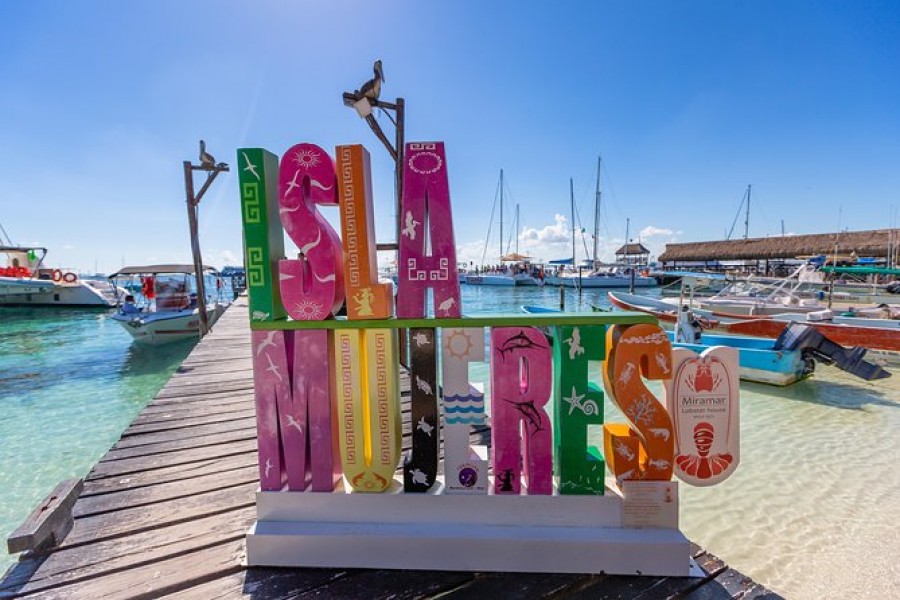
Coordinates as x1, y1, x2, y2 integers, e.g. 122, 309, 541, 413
237, 139, 740, 575
664, 347, 740, 486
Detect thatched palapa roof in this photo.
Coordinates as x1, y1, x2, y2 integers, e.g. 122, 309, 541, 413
615, 243, 650, 256
658, 229, 893, 263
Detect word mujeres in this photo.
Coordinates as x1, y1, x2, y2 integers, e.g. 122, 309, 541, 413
238, 141, 699, 496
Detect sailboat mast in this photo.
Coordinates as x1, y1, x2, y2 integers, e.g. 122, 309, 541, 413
593, 155, 601, 267
624, 217, 630, 264
499, 169, 504, 260
570, 177, 576, 267
744, 184, 751, 239
515, 204, 519, 255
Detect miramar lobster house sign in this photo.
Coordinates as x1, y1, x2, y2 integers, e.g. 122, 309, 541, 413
236, 141, 741, 576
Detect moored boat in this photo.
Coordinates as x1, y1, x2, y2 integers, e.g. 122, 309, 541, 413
0, 245, 120, 307
524, 303, 814, 385
109, 265, 227, 345
602, 293, 891, 381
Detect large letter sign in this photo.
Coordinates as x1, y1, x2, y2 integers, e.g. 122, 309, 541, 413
403, 328, 439, 492
278, 143, 345, 320
333, 328, 402, 492
603, 323, 675, 484
251, 330, 340, 491
396, 142, 461, 319
552, 325, 606, 495
441, 327, 488, 495
237, 148, 286, 322
336, 144, 393, 320
490, 327, 553, 495
238, 136, 734, 577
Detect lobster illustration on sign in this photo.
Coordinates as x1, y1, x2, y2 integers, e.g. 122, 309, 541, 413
602, 323, 675, 484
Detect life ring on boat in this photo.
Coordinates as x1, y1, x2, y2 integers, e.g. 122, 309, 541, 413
52, 269, 63, 282
63, 272, 78, 283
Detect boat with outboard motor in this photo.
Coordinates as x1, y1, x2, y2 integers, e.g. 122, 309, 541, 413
523, 303, 830, 385
109, 265, 227, 345
600, 292, 891, 381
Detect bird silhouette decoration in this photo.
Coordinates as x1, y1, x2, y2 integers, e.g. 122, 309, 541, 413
356, 60, 385, 101
199, 140, 216, 168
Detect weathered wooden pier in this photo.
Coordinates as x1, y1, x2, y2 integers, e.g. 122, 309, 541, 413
1, 298, 780, 599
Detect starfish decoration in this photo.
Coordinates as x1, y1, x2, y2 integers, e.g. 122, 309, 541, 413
562, 386, 586, 416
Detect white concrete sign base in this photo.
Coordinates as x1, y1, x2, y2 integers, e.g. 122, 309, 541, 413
246, 478, 691, 576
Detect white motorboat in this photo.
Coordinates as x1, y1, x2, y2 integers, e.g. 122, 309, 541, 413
551, 266, 656, 288
0, 246, 119, 307
109, 265, 227, 345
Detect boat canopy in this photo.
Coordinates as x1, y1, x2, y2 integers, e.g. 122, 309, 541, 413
548, 258, 574, 265
820, 266, 900, 276
109, 264, 220, 277
0, 246, 48, 254
500, 253, 532, 262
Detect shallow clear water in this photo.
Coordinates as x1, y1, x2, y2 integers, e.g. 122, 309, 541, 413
1, 285, 898, 598
0, 307, 194, 575
463, 285, 900, 599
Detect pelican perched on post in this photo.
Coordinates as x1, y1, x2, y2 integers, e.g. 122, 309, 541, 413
199, 140, 216, 168
356, 60, 385, 101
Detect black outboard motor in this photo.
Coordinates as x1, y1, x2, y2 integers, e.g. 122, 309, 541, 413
773, 323, 891, 381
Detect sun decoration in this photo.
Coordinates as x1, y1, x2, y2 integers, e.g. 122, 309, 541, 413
408, 151, 442, 175
294, 299, 326, 320
293, 148, 321, 170
446, 329, 474, 360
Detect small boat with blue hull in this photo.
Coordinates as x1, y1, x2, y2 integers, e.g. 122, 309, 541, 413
522, 304, 890, 386
670, 330, 813, 386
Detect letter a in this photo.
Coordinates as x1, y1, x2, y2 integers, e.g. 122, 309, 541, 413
397, 142, 461, 318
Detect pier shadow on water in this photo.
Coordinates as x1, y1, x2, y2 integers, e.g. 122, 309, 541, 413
120, 340, 195, 377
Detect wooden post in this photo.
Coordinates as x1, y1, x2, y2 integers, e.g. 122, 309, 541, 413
183, 154, 229, 338
183, 161, 209, 337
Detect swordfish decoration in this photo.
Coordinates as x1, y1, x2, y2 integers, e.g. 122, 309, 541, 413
490, 327, 554, 495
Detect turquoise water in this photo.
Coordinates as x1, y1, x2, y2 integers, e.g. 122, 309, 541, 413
2, 285, 898, 598
463, 285, 900, 599
0, 307, 194, 575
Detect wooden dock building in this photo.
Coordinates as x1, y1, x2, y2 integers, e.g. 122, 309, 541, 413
1, 298, 780, 599
658, 228, 898, 276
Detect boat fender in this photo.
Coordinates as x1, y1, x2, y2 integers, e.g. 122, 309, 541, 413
806, 309, 834, 322
52, 269, 63, 282
63, 272, 78, 283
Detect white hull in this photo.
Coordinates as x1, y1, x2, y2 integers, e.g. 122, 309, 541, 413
0, 279, 118, 307
0, 277, 55, 296
548, 275, 656, 288
466, 274, 517, 286
112, 304, 225, 345
514, 274, 543, 286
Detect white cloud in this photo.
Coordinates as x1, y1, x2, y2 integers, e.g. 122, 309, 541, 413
521, 214, 570, 244
639, 226, 676, 238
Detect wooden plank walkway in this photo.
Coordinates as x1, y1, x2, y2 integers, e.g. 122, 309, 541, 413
1, 298, 781, 599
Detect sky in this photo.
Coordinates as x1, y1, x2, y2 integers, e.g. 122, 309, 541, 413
1, 1, 898, 273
